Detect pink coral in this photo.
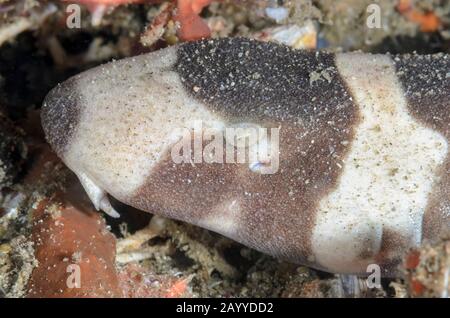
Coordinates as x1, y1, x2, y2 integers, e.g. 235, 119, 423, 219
63, 0, 213, 41
174, 0, 212, 41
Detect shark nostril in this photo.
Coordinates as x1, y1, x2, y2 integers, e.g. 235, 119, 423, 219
41, 77, 81, 156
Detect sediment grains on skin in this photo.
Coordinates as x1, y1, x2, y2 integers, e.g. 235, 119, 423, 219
175, 37, 354, 123
394, 54, 450, 243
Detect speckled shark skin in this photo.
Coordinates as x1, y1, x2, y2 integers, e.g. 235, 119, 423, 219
41, 38, 450, 276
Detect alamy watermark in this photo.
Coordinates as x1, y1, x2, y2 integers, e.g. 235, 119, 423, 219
66, 4, 81, 29
170, 121, 280, 174
366, 3, 382, 29
366, 263, 381, 289
66, 264, 81, 289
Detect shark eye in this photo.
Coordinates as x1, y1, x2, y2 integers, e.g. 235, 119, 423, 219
223, 123, 280, 175
249, 160, 271, 173
247, 138, 278, 174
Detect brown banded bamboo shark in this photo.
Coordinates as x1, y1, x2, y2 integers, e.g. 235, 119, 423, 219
41, 37, 450, 276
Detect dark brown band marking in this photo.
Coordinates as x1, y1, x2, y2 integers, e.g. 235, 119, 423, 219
394, 54, 450, 243
175, 38, 353, 124
131, 38, 359, 266
41, 76, 82, 156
